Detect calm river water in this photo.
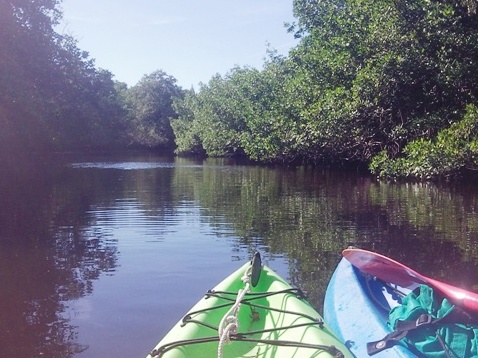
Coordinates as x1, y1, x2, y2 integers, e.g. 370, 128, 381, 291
1, 152, 478, 357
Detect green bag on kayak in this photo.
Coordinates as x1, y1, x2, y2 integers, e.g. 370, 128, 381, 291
388, 285, 478, 358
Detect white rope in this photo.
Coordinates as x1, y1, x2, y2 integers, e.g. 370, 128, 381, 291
217, 265, 253, 358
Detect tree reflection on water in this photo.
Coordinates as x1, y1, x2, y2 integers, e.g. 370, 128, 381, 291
0, 165, 118, 358
2, 154, 478, 357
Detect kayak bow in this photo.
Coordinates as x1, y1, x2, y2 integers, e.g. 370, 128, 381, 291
146, 253, 352, 358
324, 257, 416, 357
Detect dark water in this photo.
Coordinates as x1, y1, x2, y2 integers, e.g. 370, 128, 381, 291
1, 153, 478, 357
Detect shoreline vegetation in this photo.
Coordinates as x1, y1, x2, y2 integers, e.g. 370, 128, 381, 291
2, 0, 478, 181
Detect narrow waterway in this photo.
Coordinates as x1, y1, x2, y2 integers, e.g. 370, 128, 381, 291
1, 152, 478, 357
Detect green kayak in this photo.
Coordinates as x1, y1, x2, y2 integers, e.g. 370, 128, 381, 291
146, 253, 352, 358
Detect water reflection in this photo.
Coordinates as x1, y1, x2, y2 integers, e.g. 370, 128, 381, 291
1, 154, 478, 357
0, 158, 126, 357
0, 181, 99, 357
169, 161, 478, 306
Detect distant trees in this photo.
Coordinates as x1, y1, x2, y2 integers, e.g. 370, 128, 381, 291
0, 0, 128, 155
172, 68, 259, 157
171, 0, 478, 179
3, 0, 478, 180
47, 40, 128, 149
1, 0, 63, 153
171, 59, 301, 161
1, 0, 185, 163
121, 71, 183, 149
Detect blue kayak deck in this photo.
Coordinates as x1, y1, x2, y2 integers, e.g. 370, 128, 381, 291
324, 258, 417, 357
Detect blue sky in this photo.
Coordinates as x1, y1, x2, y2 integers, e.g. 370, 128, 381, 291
58, 1, 299, 89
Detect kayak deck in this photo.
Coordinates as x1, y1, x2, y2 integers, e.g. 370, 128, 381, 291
324, 257, 416, 357
147, 257, 352, 358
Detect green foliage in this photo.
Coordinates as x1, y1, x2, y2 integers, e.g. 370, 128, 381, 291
47, 39, 129, 149
173, 68, 258, 157
123, 70, 183, 149
232, 57, 298, 161
291, 0, 478, 163
172, 59, 306, 161
4, 0, 478, 181
172, 0, 478, 180
370, 104, 478, 179
193, 71, 251, 156
0, 0, 129, 156
1, 0, 62, 151
170, 89, 205, 156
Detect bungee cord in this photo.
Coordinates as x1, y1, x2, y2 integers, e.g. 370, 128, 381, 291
148, 253, 345, 358
217, 264, 253, 358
